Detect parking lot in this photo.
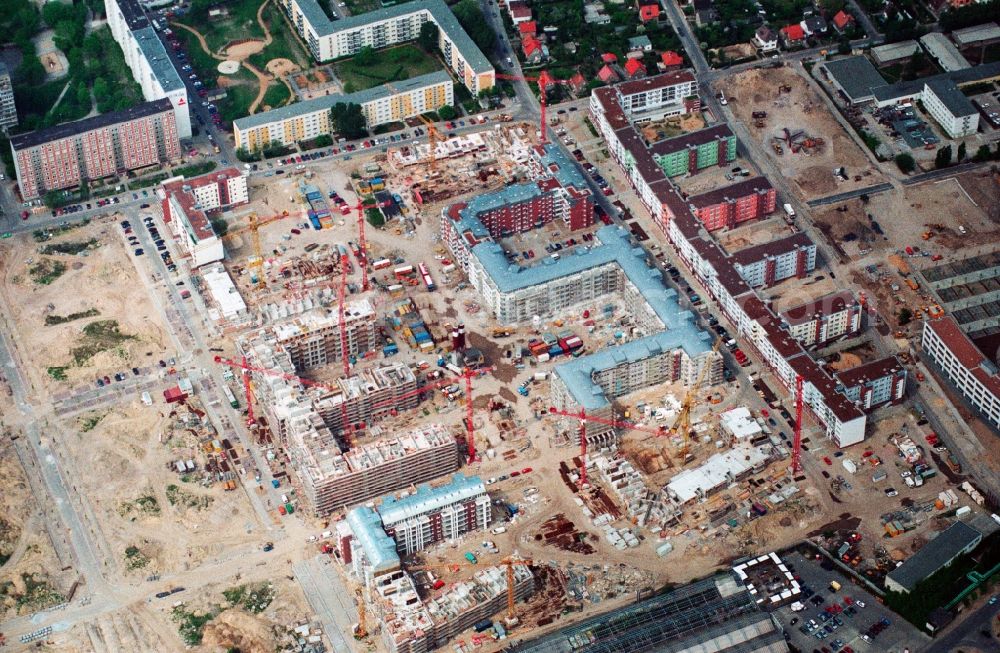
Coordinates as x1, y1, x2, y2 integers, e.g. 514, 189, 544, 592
775, 551, 929, 653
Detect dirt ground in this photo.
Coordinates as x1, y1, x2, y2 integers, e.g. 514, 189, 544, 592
266, 57, 299, 77
726, 66, 884, 201
672, 155, 756, 196
62, 399, 261, 578
0, 441, 75, 619
0, 223, 174, 397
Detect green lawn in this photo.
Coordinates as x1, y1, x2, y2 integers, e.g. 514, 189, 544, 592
332, 45, 442, 93
261, 82, 291, 110
247, 4, 312, 71
218, 84, 261, 123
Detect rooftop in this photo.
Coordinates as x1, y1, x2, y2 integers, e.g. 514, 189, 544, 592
378, 473, 485, 526
822, 56, 887, 103
616, 70, 695, 97
347, 505, 400, 572
925, 78, 977, 118
871, 40, 920, 63
781, 290, 857, 326
953, 22, 1000, 47
10, 99, 174, 151
920, 32, 971, 72
133, 26, 184, 92
117, 0, 149, 30
730, 232, 814, 265
648, 124, 734, 157
886, 521, 982, 592
234, 70, 452, 131
687, 177, 773, 208
508, 574, 787, 653
834, 355, 903, 387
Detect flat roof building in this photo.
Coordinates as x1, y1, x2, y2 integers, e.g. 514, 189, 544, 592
920, 32, 972, 72
871, 40, 921, 66
105, 0, 191, 138
160, 168, 248, 267
885, 521, 982, 593
0, 63, 17, 131
923, 78, 979, 138
11, 99, 181, 200
922, 317, 1000, 431
509, 573, 788, 653
953, 23, 1000, 48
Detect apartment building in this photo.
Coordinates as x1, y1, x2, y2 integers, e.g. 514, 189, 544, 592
922, 317, 1000, 430
160, 169, 248, 267
272, 301, 378, 370
378, 473, 491, 555
648, 124, 738, 177
313, 362, 419, 434
612, 70, 700, 121
730, 232, 817, 288
687, 177, 776, 231
835, 356, 907, 410
0, 63, 17, 131
11, 99, 181, 200
301, 424, 459, 515
233, 71, 453, 151
276, 0, 494, 94
441, 144, 594, 272
780, 290, 862, 348
922, 78, 979, 138
105, 0, 192, 138
589, 74, 880, 448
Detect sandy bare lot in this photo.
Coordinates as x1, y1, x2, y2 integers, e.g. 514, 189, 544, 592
0, 222, 174, 395
726, 65, 884, 200
63, 399, 261, 578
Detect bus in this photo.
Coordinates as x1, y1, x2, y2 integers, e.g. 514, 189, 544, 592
222, 386, 239, 409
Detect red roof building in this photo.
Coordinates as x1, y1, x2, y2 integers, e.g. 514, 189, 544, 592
518, 20, 537, 36
522, 36, 545, 61
781, 24, 805, 42
832, 10, 854, 31
601, 52, 618, 63
639, 3, 660, 21
569, 71, 587, 92
624, 58, 646, 79
597, 64, 619, 84
660, 50, 683, 70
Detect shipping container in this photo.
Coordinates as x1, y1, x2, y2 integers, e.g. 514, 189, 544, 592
373, 258, 392, 270
473, 619, 493, 633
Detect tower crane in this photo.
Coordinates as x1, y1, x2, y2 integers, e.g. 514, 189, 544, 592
353, 586, 367, 639
214, 357, 493, 452
417, 115, 442, 169
241, 355, 255, 428
494, 72, 564, 144
547, 407, 669, 487
336, 247, 353, 446
673, 339, 723, 461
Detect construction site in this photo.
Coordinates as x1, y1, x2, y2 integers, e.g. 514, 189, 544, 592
725, 65, 886, 201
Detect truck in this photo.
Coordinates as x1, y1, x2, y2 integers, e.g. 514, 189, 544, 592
464, 552, 478, 564
418, 262, 436, 291
946, 453, 962, 473
271, 478, 280, 488
829, 581, 841, 592
222, 385, 239, 409
842, 459, 857, 474
783, 203, 796, 219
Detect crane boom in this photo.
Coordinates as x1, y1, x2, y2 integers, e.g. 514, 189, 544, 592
792, 374, 804, 474
674, 339, 723, 459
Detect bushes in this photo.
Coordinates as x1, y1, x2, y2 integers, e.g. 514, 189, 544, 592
894, 153, 915, 174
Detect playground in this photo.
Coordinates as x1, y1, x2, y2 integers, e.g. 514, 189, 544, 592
172, 0, 310, 120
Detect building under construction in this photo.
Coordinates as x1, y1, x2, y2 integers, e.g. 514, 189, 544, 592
372, 564, 534, 653
272, 300, 378, 370
300, 423, 459, 515
238, 335, 418, 441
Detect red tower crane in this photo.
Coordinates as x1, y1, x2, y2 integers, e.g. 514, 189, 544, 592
353, 200, 378, 292
547, 407, 669, 487
215, 357, 493, 458
336, 249, 353, 446
792, 374, 804, 475
495, 72, 561, 144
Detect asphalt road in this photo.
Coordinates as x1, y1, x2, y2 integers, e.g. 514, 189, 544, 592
924, 598, 999, 653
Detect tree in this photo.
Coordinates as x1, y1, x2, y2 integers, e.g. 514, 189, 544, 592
973, 144, 992, 162
957, 142, 967, 162
894, 153, 915, 173
437, 105, 457, 121
418, 22, 439, 53
331, 103, 367, 140
452, 0, 495, 54
210, 218, 228, 236
935, 145, 952, 169
311, 134, 333, 148
354, 46, 376, 67
366, 207, 385, 227
898, 308, 913, 326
